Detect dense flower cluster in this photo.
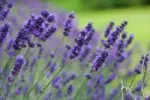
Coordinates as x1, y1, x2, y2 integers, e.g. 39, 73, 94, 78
0, 1, 149, 100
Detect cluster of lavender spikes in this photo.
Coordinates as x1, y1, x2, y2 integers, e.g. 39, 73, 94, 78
0, 1, 150, 100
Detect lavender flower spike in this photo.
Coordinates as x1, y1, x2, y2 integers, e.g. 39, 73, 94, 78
8, 55, 25, 83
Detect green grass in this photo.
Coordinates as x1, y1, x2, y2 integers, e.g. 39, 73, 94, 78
76, 7, 150, 45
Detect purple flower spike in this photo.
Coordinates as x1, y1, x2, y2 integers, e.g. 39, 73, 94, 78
63, 11, 75, 36
105, 21, 115, 38
8, 55, 25, 83
104, 73, 116, 85
0, 23, 11, 46
92, 50, 109, 71
126, 34, 134, 47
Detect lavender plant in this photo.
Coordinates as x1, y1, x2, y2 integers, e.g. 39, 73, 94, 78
0, 0, 150, 100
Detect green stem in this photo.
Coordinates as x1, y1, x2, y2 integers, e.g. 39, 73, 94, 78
141, 54, 147, 98
37, 60, 70, 99
121, 80, 125, 100
26, 64, 49, 97
129, 75, 137, 88
74, 78, 88, 100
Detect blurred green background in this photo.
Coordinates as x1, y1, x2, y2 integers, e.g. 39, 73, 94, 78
43, 0, 150, 48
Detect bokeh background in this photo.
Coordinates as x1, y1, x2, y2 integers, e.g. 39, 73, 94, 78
43, 0, 150, 48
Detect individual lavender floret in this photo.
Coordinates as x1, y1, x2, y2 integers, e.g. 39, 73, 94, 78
108, 86, 121, 100
104, 21, 115, 38
104, 73, 116, 85
133, 81, 142, 93
120, 21, 128, 29
134, 64, 142, 74
85, 73, 92, 80
63, 72, 77, 85
101, 39, 110, 48
52, 77, 62, 89
36, 42, 42, 47
47, 13, 56, 23
0, 23, 10, 46
49, 63, 57, 74
63, 11, 74, 36
124, 91, 135, 100
41, 10, 49, 18
8, 55, 25, 83
67, 85, 74, 96
92, 50, 109, 71
122, 31, 127, 39
15, 86, 22, 95
126, 34, 134, 47
49, 50, 55, 58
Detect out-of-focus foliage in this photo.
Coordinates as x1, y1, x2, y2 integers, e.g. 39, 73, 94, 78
47, 0, 150, 10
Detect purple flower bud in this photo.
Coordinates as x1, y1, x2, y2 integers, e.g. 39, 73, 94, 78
122, 32, 127, 39
134, 65, 141, 74
85, 73, 92, 79
68, 11, 74, 19
7, 3, 13, 9
15, 86, 22, 95
41, 10, 49, 18
47, 14, 56, 23
126, 34, 134, 46
52, 77, 62, 89
67, 85, 74, 96
133, 81, 142, 92
50, 51, 55, 58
